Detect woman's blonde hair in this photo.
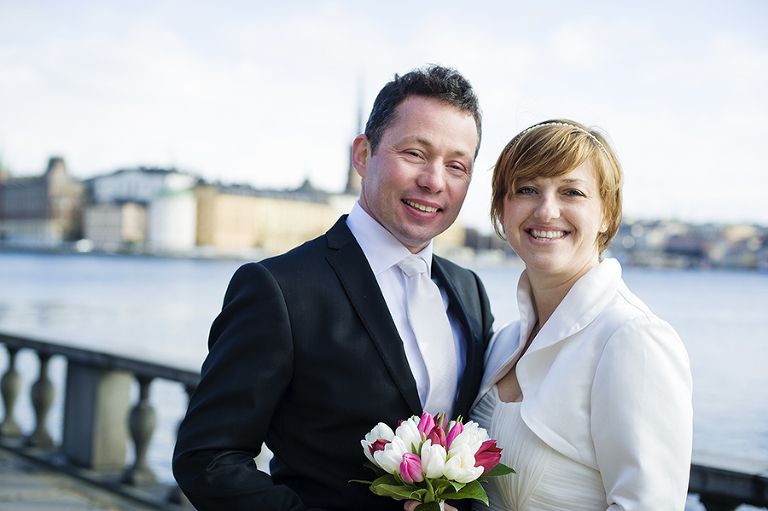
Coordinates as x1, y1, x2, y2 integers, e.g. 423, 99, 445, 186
490, 119, 623, 254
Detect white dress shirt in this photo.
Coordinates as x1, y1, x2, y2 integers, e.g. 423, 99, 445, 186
346, 201, 466, 410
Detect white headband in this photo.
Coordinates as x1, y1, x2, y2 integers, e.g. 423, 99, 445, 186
516, 121, 610, 158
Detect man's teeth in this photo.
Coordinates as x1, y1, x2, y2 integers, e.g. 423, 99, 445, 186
404, 200, 438, 213
529, 229, 565, 239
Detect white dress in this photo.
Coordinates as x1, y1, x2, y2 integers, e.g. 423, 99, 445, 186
470, 386, 606, 511
469, 259, 693, 510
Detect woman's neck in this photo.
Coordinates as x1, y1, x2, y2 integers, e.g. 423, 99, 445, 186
526, 260, 599, 328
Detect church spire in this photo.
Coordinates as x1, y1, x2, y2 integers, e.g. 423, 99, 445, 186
345, 74, 364, 195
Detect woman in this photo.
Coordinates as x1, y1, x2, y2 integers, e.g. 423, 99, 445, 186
470, 120, 693, 510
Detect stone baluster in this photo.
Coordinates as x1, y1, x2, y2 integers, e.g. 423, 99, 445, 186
0, 346, 23, 437
26, 352, 54, 447
122, 375, 157, 485
168, 382, 195, 505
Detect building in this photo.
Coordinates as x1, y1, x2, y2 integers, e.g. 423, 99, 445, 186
0, 157, 84, 247
147, 188, 198, 252
82, 202, 148, 249
82, 167, 197, 251
195, 180, 340, 256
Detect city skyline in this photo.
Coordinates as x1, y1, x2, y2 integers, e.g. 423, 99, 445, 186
1, 0, 767, 233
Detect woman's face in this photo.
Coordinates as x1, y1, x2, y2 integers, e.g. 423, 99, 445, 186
503, 160, 606, 283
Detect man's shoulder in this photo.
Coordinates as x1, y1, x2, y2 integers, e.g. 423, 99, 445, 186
258, 216, 359, 272
433, 253, 476, 280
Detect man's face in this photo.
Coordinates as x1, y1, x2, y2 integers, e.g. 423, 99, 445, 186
353, 95, 478, 253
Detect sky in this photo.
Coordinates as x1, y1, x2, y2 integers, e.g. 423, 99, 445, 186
1, 0, 767, 233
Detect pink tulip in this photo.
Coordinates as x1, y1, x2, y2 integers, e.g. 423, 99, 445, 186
446, 421, 463, 450
399, 453, 424, 484
474, 440, 502, 474
425, 423, 446, 448
417, 412, 435, 439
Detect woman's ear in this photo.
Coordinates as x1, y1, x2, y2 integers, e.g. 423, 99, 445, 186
352, 134, 371, 178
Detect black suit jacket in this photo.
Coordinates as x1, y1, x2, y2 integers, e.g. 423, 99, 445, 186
173, 216, 494, 511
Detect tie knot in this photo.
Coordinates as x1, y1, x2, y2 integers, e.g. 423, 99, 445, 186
397, 254, 428, 278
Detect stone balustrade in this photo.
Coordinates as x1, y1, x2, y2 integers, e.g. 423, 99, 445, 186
1, 332, 767, 511
0, 332, 198, 510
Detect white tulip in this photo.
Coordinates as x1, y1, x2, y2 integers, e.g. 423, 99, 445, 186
394, 416, 422, 453
443, 443, 484, 483
374, 436, 408, 474
361, 422, 395, 463
420, 439, 447, 478
447, 420, 489, 456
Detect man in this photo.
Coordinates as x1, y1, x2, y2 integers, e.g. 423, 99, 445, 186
172, 64, 494, 511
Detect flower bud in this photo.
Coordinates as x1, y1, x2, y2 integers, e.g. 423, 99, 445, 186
444, 444, 484, 483
399, 453, 424, 484
425, 424, 446, 448
417, 412, 435, 439
361, 422, 395, 463
374, 436, 408, 474
420, 439, 447, 478
474, 439, 502, 474
445, 420, 464, 450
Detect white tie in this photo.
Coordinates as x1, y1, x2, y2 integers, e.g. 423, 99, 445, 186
397, 255, 458, 418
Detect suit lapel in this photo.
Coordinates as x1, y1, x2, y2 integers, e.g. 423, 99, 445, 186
325, 218, 422, 415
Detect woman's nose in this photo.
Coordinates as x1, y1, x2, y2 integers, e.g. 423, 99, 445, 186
534, 193, 560, 221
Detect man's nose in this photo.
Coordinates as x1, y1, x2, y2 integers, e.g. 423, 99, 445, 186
416, 161, 446, 192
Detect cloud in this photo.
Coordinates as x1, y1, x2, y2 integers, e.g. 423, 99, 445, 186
1, 0, 767, 228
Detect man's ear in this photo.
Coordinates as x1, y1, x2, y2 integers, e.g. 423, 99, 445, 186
352, 134, 371, 178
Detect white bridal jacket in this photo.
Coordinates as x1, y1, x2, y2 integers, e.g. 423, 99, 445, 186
473, 259, 693, 510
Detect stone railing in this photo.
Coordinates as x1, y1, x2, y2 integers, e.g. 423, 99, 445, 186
690, 452, 768, 511
1, 332, 767, 511
0, 332, 198, 510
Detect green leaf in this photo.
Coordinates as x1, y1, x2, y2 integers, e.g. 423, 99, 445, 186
483, 463, 515, 478
431, 477, 461, 494
439, 480, 489, 505
349, 479, 374, 485
369, 482, 421, 501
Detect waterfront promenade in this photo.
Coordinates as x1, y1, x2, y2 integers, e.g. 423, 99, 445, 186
0, 446, 159, 511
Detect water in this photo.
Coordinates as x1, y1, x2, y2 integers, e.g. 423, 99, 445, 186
1, 251, 766, 510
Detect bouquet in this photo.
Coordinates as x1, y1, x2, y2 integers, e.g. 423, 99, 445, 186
353, 412, 514, 510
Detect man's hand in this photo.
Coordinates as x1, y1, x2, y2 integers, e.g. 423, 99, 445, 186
403, 501, 457, 511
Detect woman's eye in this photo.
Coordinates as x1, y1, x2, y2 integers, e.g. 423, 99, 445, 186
515, 186, 535, 195
566, 189, 585, 197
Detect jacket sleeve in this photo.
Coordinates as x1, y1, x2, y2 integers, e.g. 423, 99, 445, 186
172, 263, 321, 511
591, 316, 693, 510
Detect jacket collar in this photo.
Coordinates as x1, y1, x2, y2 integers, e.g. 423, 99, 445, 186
325, 216, 423, 415
326, 216, 481, 418
473, 258, 622, 408
518, 258, 623, 355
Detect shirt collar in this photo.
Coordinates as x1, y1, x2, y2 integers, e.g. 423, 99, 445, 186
346, 201, 434, 276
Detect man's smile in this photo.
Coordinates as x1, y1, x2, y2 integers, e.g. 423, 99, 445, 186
403, 199, 440, 213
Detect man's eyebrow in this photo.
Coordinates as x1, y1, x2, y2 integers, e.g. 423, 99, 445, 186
403, 136, 471, 158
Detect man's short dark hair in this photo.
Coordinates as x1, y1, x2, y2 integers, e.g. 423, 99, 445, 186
364, 64, 482, 157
